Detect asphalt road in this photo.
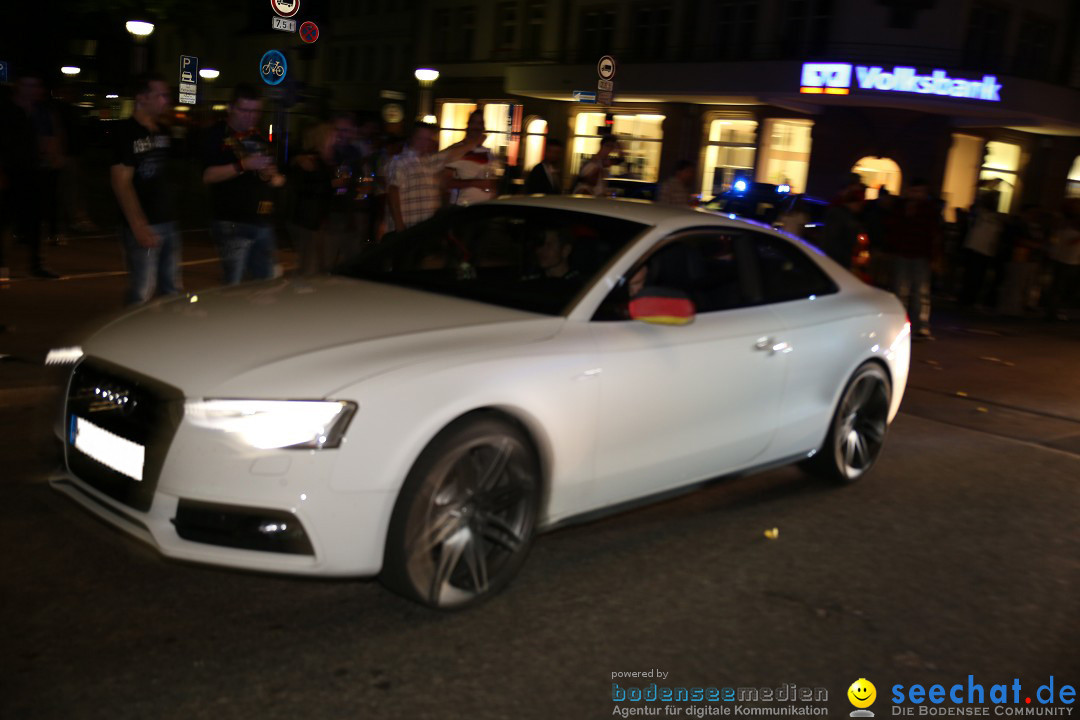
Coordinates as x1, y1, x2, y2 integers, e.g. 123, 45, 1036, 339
1, 233, 1078, 719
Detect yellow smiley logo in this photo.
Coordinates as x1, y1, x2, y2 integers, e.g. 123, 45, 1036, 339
848, 679, 877, 708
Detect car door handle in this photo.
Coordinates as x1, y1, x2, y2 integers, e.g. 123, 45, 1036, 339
755, 337, 791, 355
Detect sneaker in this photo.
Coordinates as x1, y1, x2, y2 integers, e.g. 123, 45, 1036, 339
31, 266, 60, 279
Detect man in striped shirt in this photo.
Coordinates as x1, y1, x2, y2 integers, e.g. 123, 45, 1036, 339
387, 122, 485, 232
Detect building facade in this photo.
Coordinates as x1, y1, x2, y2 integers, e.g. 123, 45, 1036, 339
415, 0, 1080, 216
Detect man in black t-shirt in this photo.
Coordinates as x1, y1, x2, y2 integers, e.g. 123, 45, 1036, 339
202, 83, 285, 284
110, 73, 180, 305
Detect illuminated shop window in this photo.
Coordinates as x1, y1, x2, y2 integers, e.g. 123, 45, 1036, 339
979, 141, 1021, 213
570, 112, 665, 182
756, 118, 812, 194
438, 101, 523, 165
942, 134, 983, 222
852, 157, 901, 200
1066, 156, 1080, 199
522, 117, 548, 172
701, 117, 757, 199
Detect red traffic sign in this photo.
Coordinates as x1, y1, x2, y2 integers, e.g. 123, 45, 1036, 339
299, 21, 319, 43
271, 0, 299, 18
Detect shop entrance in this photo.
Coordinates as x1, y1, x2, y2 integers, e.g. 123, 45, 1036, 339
852, 157, 901, 199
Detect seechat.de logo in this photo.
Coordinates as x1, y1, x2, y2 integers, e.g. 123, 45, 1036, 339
800, 63, 853, 95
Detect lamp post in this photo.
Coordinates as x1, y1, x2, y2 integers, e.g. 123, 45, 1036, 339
414, 68, 439, 122
199, 68, 219, 105
125, 20, 155, 74
60, 66, 81, 77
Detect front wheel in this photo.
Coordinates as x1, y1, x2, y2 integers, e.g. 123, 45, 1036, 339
382, 415, 540, 609
802, 363, 892, 484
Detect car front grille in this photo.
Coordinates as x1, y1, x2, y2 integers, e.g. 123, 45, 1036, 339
65, 358, 184, 512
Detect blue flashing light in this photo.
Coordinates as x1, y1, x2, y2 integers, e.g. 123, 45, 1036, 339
733, 179, 748, 193
777, 184, 791, 194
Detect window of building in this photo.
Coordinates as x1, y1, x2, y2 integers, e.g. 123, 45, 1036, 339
523, 117, 548, 172
570, 112, 664, 183
979, 141, 1021, 213
711, 0, 757, 61
580, 9, 617, 61
1013, 13, 1055, 80
778, 0, 832, 58
701, 118, 757, 199
326, 47, 341, 82
496, 2, 519, 52
852, 157, 901, 200
432, 9, 451, 61
459, 8, 476, 61
964, 2, 1010, 72
633, 4, 671, 61
1067, 157, 1080, 199
755, 119, 812, 194
525, 2, 546, 58
346, 46, 357, 81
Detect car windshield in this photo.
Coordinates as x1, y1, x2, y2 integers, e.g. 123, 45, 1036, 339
338, 205, 649, 316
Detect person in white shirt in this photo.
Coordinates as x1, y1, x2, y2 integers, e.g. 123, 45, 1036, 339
572, 135, 620, 196
443, 110, 499, 206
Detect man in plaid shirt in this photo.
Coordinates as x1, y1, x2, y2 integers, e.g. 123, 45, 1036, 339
387, 122, 485, 232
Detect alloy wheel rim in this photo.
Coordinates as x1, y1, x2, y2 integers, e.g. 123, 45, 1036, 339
836, 375, 889, 479
406, 434, 536, 607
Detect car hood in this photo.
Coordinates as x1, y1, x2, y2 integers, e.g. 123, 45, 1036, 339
82, 277, 562, 397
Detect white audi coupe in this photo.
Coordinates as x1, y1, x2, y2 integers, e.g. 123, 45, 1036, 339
51, 196, 910, 609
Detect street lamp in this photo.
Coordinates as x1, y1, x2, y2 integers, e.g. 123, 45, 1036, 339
61, 66, 81, 76
199, 68, 220, 80
125, 21, 154, 37
414, 68, 439, 122
126, 20, 155, 74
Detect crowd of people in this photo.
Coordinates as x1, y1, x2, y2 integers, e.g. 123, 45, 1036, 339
807, 173, 1080, 338
2, 69, 1076, 327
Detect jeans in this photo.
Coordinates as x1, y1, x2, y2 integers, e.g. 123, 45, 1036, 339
122, 221, 182, 305
892, 256, 931, 333
211, 221, 276, 285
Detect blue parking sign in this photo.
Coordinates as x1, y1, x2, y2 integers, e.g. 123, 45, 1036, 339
179, 55, 198, 85
259, 50, 287, 86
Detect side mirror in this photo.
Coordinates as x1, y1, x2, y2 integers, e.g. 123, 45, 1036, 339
628, 287, 696, 325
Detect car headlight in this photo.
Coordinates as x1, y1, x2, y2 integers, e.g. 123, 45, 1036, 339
184, 399, 357, 450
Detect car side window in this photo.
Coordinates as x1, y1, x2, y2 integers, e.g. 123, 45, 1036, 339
750, 233, 838, 304
592, 230, 756, 321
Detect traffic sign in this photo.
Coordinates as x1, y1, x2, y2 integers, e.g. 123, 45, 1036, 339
299, 21, 319, 43
179, 93, 196, 104
272, 16, 296, 32
259, 49, 287, 86
597, 55, 616, 80
0, 61, 8, 83
598, 79, 613, 91
271, 0, 299, 18
597, 90, 613, 105
179, 55, 198, 86
572, 90, 597, 103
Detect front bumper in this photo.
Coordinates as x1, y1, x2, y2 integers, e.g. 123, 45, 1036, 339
53, 359, 397, 577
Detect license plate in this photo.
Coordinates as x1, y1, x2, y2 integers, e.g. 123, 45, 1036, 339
70, 416, 145, 482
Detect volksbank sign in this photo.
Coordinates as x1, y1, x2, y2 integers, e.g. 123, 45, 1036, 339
800, 63, 1002, 102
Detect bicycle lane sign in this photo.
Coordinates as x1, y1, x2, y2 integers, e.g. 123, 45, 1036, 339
259, 49, 287, 86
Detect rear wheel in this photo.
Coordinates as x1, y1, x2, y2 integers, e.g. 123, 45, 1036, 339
382, 415, 540, 609
802, 363, 891, 484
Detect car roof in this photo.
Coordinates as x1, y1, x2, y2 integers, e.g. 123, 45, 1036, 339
488, 194, 759, 230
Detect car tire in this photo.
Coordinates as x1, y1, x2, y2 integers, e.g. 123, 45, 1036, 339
381, 414, 540, 610
801, 362, 891, 484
